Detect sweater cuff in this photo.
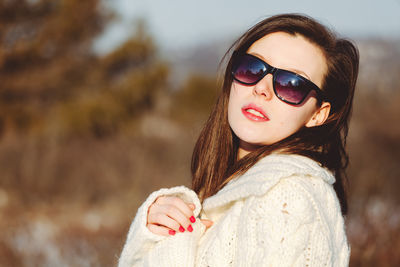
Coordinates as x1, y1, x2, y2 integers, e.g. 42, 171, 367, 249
118, 186, 201, 267
145, 220, 206, 266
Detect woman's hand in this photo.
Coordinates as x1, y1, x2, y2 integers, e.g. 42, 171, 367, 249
146, 196, 213, 236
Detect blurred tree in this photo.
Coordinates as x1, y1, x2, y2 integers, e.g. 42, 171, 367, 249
0, 0, 171, 204
0, 0, 169, 138
171, 74, 217, 125
57, 20, 169, 138
0, 0, 111, 134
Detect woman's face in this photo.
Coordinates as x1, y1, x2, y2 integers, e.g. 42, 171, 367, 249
228, 32, 330, 158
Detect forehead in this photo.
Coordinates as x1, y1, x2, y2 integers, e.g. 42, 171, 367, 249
247, 32, 327, 87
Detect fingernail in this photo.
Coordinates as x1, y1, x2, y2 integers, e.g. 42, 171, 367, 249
190, 216, 196, 223
179, 226, 185, 232
187, 225, 193, 232
169, 230, 176, 236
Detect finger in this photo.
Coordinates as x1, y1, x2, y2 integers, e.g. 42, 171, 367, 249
157, 197, 195, 222
157, 196, 195, 218
160, 204, 193, 231
147, 223, 175, 237
147, 212, 182, 233
200, 219, 214, 229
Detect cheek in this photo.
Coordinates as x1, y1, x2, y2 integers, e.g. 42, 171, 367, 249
227, 89, 235, 119
276, 109, 311, 133
228, 85, 242, 119
229, 83, 242, 101
280, 106, 315, 131
275, 115, 299, 137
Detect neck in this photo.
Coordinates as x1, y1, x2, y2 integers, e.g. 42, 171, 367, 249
238, 140, 262, 159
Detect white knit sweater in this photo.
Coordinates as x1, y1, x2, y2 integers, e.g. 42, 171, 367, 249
118, 154, 350, 266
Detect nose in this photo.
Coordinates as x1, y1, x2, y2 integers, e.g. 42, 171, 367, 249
253, 74, 274, 101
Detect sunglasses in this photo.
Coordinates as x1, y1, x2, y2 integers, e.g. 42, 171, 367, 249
231, 52, 325, 105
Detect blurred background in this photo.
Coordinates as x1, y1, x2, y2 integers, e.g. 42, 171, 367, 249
0, 0, 399, 266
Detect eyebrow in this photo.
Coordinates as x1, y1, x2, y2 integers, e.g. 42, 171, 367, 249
249, 52, 312, 80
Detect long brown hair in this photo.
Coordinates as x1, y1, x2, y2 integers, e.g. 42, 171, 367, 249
191, 14, 359, 215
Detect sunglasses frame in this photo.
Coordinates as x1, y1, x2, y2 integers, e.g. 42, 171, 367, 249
231, 52, 326, 105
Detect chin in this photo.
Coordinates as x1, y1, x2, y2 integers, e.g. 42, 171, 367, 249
236, 134, 270, 147
237, 132, 284, 147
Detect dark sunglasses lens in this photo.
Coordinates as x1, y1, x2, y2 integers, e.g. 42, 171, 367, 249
274, 71, 310, 104
233, 55, 266, 84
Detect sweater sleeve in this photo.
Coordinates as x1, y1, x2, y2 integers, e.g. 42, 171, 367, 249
118, 185, 205, 267
246, 177, 333, 267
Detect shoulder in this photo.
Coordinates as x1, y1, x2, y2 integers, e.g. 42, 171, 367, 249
241, 166, 349, 266
245, 153, 343, 220
203, 153, 337, 210
255, 153, 336, 184
251, 152, 342, 212
249, 176, 322, 223
238, 154, 349, 266
247, 169, 344, 240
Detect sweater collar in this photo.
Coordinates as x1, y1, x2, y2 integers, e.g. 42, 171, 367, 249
202, 153, 335, 210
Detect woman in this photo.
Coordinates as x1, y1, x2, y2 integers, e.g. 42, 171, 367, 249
118, 13, 359, 266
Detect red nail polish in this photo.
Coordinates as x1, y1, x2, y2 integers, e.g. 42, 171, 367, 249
179, 226, 185, 232
190, 216, 196, 223
169, 230, 176, 235
187, 225, 193, 232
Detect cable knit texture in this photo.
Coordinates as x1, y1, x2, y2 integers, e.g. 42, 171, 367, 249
118, 154, 350, 267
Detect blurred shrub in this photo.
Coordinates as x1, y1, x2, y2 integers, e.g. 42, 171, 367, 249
58, 61, 169, 138
99, 21, 157, 79
0, 0, 169, 139
170, 74, 218, 124
0, 0, 111, 134
345, 42, 400, 266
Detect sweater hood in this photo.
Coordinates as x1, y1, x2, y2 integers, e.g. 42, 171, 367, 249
202, 153, 335, 210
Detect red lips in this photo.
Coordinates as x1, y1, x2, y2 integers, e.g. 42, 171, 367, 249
241, 103, 270, 122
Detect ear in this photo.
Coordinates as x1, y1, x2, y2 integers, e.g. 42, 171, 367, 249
305, 102, 331, 127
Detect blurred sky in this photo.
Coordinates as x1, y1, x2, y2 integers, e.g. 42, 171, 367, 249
95, 0, 400, 53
